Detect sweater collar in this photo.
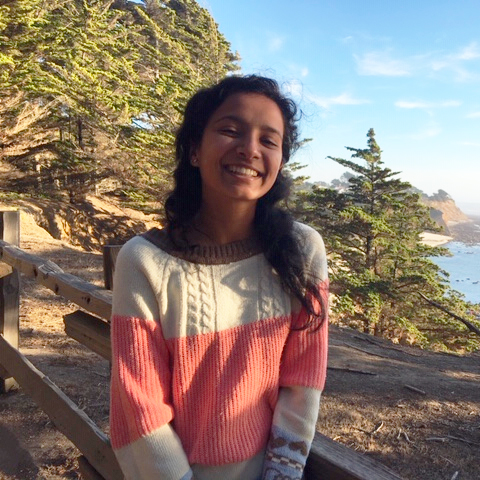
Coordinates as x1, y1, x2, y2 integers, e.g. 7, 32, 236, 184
141, 228, 263, 265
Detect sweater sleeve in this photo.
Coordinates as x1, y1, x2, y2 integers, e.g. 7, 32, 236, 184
109, 238, 193, 480
262, 224, 329, 480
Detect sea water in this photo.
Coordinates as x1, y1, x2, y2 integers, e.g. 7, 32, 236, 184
432, 210, 480, 304
435, 242, 480, 304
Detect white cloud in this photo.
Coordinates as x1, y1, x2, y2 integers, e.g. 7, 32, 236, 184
429, 42, 480, 81
355, 52, 411, 76
467, 111, 480, 118
455, 42, 480, 61
460, 141, 480, 147
395, 101, 429, 109
355, 42, 480, 81
284, 63, 309, 80
283, 79, 303, 98
395, 100, 461, 109
310, 92, 369, 109
284, 84, 368, 111
411, 126, 442, 139
267, 33, 284, 52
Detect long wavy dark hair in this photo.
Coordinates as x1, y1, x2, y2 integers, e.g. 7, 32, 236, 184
164, 75, 325, 329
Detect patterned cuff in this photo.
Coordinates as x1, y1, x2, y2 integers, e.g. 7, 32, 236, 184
262, 425, 309, 480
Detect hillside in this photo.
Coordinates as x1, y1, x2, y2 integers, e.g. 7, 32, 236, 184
0, 200, 479, 480
422, 191, 470, 232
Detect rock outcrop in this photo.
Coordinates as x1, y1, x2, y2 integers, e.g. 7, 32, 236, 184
422, 190, 470, 232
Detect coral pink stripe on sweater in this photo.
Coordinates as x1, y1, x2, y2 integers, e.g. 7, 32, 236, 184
168, 316, 290, 464
110, 315, 174, 449
281, 280, 329, 390
167, 308, 327, 465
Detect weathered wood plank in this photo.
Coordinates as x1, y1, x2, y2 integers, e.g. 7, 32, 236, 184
0, 211, 20, 392
64, 311, 111, 361
305, 432, 403, 480
78, 455, 107, 480
0, 334, 123, 480
0, 240, 112, 320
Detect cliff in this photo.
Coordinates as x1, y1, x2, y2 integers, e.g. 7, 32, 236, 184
422, 190, 470, 231
421, 190, 480, 244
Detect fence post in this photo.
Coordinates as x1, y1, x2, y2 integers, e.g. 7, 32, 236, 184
102, 245, 121, 290
0, 210, 20, 393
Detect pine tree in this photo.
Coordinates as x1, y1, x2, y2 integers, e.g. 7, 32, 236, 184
295, 129, 479, 350
0, 0, 239, 202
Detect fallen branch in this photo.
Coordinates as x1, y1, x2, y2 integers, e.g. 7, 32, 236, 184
397, 430, 414, 444
419, 292, 480, 337
445, 435, 480, 447
343, 343, 391, 359
327, 366, 377, 375
404, 384, 426, 395
354, 421, 384, 435
426, 435, 480, 446
352, 335, 423, 357
370, 421, 384, 435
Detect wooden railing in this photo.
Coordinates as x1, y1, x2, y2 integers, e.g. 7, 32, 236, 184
0, 210, 403, 480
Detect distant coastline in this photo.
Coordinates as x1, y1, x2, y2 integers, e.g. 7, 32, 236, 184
448, 214, 480, 245
422, 214, 480, 248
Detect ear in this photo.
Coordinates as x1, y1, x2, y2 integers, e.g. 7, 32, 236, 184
190, 148, 199, 166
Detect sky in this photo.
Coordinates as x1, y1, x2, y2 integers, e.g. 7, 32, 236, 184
201, 0, 480, 212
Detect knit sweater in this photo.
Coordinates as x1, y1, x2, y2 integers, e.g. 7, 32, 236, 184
110, 222, 328, 480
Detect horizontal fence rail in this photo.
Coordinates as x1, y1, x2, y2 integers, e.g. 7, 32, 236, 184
0, 210, 403, 480
0, 239, 112, 320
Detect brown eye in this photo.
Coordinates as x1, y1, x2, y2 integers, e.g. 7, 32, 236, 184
262, 137, 279, 148
220, 127, 238, 136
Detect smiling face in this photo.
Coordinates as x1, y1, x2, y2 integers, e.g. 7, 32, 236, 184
192, 92, 285, 212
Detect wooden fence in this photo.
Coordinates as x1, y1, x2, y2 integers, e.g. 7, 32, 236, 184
0, 210, 403, 480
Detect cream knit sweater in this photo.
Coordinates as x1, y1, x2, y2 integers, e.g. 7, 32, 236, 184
110, 222, 328, 480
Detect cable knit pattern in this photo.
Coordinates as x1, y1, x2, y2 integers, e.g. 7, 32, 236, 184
110, 222, 328, 480
198, 266, 215, 333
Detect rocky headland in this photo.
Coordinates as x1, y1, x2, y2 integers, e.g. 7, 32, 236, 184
422, 191, 480, 244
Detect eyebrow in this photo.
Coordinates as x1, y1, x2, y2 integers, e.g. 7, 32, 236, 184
213, 115, 283, 138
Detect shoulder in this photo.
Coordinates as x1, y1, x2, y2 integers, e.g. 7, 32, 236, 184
292, 222, 327, 280
292, 222, 325, 253
116, 230, 169, 271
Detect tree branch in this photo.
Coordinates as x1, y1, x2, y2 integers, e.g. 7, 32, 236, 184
419, 293, 480, 337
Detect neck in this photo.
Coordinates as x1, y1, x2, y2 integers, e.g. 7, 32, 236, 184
192, 200, 257, 245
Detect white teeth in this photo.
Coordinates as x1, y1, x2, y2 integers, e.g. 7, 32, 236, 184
227, 165, 259, 177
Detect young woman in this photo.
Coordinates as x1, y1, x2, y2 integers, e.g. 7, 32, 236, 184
110, 75, 329, 480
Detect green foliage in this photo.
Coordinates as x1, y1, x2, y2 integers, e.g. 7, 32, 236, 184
0, 0, 239, 202
295, 128, 479, 352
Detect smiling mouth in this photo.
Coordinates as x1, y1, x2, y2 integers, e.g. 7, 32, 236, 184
226, 165, 260, 177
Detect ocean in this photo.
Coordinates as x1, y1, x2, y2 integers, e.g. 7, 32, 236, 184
433, 212, 480, 304
435, 242, 480, 304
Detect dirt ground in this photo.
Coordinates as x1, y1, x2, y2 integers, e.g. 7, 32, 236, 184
0, 207, 479, 480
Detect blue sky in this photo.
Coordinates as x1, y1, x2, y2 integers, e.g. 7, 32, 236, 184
201, 0, 480, 211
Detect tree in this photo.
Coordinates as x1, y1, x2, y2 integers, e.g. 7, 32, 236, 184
295, 129, 479, 350
0, 0, 239, 202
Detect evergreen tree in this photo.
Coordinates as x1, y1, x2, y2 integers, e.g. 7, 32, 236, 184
295, 129, 479, 350
0, 0, 239, 202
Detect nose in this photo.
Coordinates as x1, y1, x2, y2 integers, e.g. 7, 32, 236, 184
236, 133, 260, 159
